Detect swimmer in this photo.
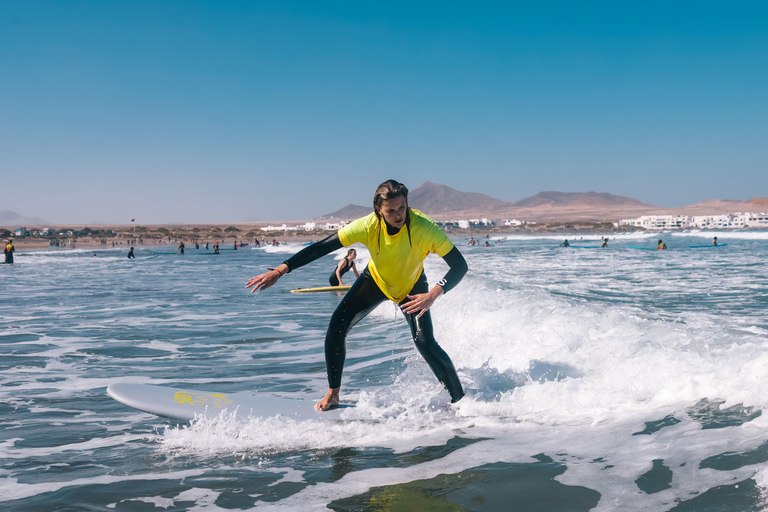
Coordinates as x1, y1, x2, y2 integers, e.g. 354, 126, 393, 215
657, 240, 667, 250
329, 248, 359, 287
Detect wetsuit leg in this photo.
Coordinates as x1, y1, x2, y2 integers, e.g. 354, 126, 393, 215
329, 273, 340, 287
324, 269, 387, 388
399, 272, 465, 403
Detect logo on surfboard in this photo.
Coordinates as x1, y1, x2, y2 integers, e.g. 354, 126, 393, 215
174, 391, 233, 408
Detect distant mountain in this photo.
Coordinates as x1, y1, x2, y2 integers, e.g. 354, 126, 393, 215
512, 191, 654, 208
315, 183, 768, 224
408, 182, 511, 213
745, 197, 768, 209
316, 204, 372, 220
0, 210, 49, 226
666, 197, 768, 216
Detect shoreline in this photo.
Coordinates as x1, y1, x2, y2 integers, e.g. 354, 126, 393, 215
5, 224, 761, 251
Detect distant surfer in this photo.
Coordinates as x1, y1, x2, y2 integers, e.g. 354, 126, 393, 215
602, 239, 608, 248
713, 236, 718, 246
561, 239, 570, 247
3, 239, 14, 264
214, 242, 219, 254
329, 248, 359, 286
657, 240, 667, 250
127, 247, 135, 259
178, 242, 185, 255
247, 179, 468, 411
468, 237, 475, 246
234, 241, 237, 250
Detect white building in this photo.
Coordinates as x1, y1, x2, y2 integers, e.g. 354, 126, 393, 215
620, 212, 768, 230
744, 213, 768, 228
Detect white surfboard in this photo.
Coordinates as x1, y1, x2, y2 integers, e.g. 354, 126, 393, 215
107, 383, 353, 422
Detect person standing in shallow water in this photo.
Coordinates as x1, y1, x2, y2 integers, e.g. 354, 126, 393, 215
4, 239, 14, 264
329, 248, 359, 287
246, 179, 468, 411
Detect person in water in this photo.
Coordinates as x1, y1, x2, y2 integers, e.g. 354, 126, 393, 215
127, 247, 135, 259
561, 239, 570, 247
246, 179, 468, 411
657, 240, 667, 250
214, 242, 219, 254
178, 242, 185, 255
601, 238, 608, 248
329, 248, 359, 286
713, 236, 718, 246
4, 239, 14, 264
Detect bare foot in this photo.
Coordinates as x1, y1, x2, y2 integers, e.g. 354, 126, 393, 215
315, 388, 340, 411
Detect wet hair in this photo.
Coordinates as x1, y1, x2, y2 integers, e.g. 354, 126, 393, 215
373, 179, 412, 253
346, 248, 356, 258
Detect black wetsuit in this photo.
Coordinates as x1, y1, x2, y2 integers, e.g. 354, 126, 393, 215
329, 257, 354, 286
127, 248, 135, 259
282, 230, 468, 402
4, 244, 14, 264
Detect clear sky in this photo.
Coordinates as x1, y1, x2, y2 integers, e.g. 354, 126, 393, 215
1, 1, 766, 224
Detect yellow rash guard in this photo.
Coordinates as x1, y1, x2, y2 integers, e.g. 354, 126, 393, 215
338, 209, 454, 302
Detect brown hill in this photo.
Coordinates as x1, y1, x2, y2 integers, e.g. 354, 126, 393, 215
512, 191, 654, 209
408, 182, 511, 213
316, 204, 372, 220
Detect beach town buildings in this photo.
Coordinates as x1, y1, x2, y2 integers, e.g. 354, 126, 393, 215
261, 221, 348, 232
620, 212, 768, 230
503, 219, 536, 226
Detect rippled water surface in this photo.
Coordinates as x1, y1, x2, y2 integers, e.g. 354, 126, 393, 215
2, 231, 768, 511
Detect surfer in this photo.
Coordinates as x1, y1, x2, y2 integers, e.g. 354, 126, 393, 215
246, 179, 468, 411
214, 242, 219, 254
602, 239, 608, 248
329, 248, 360, 286
561, 239, 570, 247
713, 236, 718, 246
3, 239, 14, 264
127, 247, 135, 259
657, 240, 667, 250
178, 242, 185, 255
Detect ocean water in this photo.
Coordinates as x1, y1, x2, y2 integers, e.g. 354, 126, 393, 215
2, 231, 768, 511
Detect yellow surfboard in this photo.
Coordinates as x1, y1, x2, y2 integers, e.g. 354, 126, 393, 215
290, 285, 352, 293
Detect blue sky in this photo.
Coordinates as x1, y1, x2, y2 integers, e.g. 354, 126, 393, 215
1, 1, 766, 223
